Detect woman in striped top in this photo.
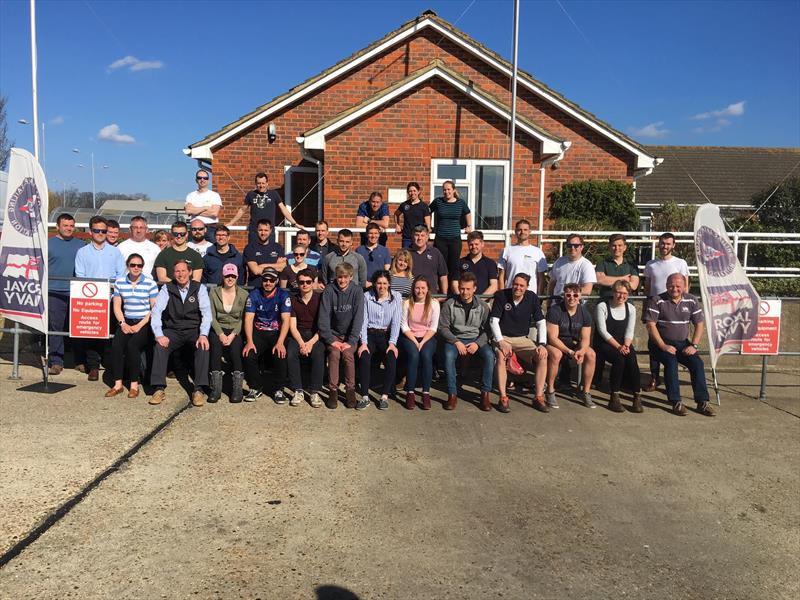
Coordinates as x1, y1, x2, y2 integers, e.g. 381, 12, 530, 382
356, 270, 403, 410
430, 180, 472, 278
106, 253, 159, 398
399, 275, 440, 410
389, 249, 414, 298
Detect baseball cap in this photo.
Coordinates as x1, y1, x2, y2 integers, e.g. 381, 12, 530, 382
261, 267, 280, 281
222, 263, 238, 277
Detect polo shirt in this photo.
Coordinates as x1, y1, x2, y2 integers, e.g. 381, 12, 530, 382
396, 200, 431, 240
430, 197, 470, 239
455, 255, 498, 294
75, 242, 126, 280
644, 256, 689, 296
644, 292, 704, 341
245, 287, 292, 332
357, 202, 390, 245
154, 246, 204, 276
490, 289, 544, 338
549, 256, 597, 296
411, 245, 448, 292
113, 274, 159, 320
595, 257, 639, 300
311, 240, 338, 259
48, 236, 84, 294
546, 301, 593, 344
244, 241, 285, 268
291, 292, 321, 333
498, 244, 548, 294
356, 245, 392, 281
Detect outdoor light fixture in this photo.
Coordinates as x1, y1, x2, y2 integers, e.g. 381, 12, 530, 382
268, 123, 277, 143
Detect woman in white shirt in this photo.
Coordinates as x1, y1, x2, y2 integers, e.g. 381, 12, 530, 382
399, 275, 440, 410
594, 280, 642, 413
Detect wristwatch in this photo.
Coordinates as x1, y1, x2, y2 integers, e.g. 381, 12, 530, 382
691, 343, 699, 349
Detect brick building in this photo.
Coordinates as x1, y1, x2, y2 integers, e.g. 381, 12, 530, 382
185, 10, 658, 251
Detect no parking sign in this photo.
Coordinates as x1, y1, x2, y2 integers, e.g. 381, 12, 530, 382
69, 280, 111, 338
742, 300, 781, 355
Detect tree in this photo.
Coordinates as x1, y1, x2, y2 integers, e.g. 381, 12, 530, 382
0, 95, 12, 170
549, 179, 639, 231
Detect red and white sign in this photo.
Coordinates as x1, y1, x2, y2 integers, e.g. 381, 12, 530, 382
742, 299, 781, 355
69, 280, 111, 338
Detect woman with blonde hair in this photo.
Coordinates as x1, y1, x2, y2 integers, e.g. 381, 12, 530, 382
399, 275, 440, 410
389, 249, 414, 298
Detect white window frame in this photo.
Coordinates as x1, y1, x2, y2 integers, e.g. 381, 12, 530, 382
430, 158, 509, 236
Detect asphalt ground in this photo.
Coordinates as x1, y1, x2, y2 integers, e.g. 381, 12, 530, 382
0, 360, 798, 600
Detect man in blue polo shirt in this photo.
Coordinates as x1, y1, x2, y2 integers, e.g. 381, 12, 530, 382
242, 267, 292, 403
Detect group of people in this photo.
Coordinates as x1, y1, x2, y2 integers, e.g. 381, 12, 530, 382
45, 172, 715, 417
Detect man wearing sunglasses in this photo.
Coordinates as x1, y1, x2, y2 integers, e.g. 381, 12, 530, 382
202, 225, 245, 285
286, 230, 321, 267
74, 215, 127, 381
187, 219, 213, 258
547, 233, 597, 298
185, 169, 222, 242
355, 223, 391, 287
154, 221, 204, 284
286, 269, 325, 407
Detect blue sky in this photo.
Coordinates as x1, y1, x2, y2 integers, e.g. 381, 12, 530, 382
1, 0, 798, 201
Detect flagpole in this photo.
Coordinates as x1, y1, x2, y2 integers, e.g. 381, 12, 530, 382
507, 0, 519, 232
711, 367, 721, 406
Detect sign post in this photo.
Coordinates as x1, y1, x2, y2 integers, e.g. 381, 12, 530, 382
69, 280, 111, 338
742, 299, 781, 355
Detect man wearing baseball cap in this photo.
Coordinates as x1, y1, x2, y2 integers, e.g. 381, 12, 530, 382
242, 267, 292, 403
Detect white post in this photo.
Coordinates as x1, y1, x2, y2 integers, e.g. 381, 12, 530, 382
507, 0, 520, 231
30, 0, 40, 161
91, 152, 96, 210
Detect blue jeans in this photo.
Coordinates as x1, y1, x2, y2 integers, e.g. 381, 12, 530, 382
47, 292, 70, 366
443, 338, 495, 394
399, 335, 437, 392
649, 339, 709, 405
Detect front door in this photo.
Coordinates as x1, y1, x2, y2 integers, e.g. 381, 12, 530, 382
285, 165, 320, 226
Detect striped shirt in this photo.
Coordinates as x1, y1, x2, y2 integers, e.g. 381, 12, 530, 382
360, 290, 402, 345
644, 292, 704, 341
113, 274, 159, 320
390, 274, 413, 298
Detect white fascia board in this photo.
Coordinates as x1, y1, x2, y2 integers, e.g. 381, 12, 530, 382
424, 21, 657, 169
188, 146, 213, 160
192, 19, 435, 158
304, 67, 563, 155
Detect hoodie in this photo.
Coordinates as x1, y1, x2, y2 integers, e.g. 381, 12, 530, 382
202, 244, 246, 285
318, 281, 365, 346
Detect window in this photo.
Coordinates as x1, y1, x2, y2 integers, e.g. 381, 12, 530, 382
430, 159, 509, 232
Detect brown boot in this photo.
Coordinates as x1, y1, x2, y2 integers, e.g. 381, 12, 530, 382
325, 386, 339, 409
421, 392, 431, 410
445, 394, 457, 410
345, 388, 357, 409
479, 391, 492, 412
497, 395, 510, 413
631, 392, 643, 413
405, 391, 416, 410
608, 391, 625, 413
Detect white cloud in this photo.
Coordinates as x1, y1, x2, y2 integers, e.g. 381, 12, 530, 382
630, 121, 669, 139
691, 101, 745, 120
692, 118, 733, 134
49, 115, 64, 125
108, 55, 164, 72
98, 123, 136, 144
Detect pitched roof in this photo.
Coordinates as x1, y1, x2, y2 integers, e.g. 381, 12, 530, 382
636, 146, 800, 207
186, 10, 656, 169
301, 60, 568, 156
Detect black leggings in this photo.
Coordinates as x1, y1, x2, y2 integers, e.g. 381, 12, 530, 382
111, 318, 151, 382
434, 236, 463, 278
209, 329, 243, 372
597, 341, 641, 392
358, 330, 397, 396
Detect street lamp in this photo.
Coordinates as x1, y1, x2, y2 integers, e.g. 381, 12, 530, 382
73, 148, 109, 211
18, 118, 46, 171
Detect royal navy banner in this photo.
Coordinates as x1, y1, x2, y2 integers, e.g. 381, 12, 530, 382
0, 148, 48, 332
694, 203, 760, 369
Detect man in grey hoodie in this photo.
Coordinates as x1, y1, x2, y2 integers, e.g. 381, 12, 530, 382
318, 262, 365, 408
320, 229, 368, 288
438, 271, 495, 411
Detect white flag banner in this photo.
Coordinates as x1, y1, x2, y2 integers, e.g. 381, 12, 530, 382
0, 148, 48, 332
694, 203, 760, 369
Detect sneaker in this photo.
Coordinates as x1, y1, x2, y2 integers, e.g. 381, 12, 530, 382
673, 401, 688, 416
579, 391, 596, 408
356, 395, 370, 410
244, 389, 262, 402
290, 390, 304, 407
48, 364, 63, 376
75, 364, 86, 374
273, 390, 286, 405
545, 391, 559, 409
377, 395, 389, 410
696, 402, 716, 417
309, 392, 323, 408
533, 395, 550, 413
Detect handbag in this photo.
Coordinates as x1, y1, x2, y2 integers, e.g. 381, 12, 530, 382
506, 351, 525, 376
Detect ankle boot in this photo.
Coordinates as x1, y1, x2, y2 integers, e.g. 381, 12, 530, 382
345, 388, 357, 409
209, 371, 224, 403
421, 392, 431, 410
445, 393, 457, 410
609, 391, 625, 413
479, 391, 492, 412
631, 392, 643, 413
230, 371, 244, 404
405, 391, 416, 410
325, 386, 339, 409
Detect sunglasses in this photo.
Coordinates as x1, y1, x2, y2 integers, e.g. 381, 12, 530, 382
293, 252, 306, 257
128, 263, 144, 268
564, 292, 580, 298
91, 228, 107, 234
566, 243, 583, 249
196, 176, 209, 181
298, 280, 313, 285
190, 227, 206, 232
172, 231, 188, 237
